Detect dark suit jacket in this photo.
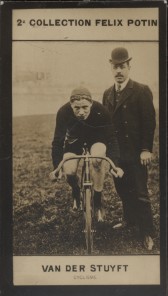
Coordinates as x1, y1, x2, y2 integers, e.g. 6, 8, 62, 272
102, 79, 156, 163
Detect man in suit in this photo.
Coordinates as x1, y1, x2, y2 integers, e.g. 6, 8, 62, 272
102, 47, 156, 250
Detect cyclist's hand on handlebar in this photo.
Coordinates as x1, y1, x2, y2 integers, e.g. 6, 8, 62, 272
116, 167, 124, 178
110, 167, 124, 178
49, 168, 59, 181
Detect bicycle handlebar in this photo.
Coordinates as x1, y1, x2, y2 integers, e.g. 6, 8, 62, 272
51, 155, 118, 178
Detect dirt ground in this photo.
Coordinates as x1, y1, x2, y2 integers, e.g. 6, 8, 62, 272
13, 114, 160, 255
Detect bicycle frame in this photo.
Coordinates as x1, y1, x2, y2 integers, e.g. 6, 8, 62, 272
80, 146, 93, 254
51, 147, 118, 254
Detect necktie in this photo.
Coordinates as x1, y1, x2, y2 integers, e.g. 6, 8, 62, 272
117, 83, 121, 92
114, 84, 121, 109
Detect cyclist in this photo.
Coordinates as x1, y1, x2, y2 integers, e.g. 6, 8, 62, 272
50, 87, 123, 220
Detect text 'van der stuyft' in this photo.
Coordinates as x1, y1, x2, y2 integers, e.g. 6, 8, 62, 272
42, 264, 129, 272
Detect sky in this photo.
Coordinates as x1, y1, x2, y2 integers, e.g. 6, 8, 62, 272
12, 41, 159, 116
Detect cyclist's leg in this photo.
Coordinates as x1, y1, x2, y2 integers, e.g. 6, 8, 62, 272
63, 153, 80, 209
90, 142, 106, 221
63, 152, 79, 175
90, 142, 106, 191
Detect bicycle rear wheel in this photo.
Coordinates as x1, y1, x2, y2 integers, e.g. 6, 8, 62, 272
84, 187, 93, 254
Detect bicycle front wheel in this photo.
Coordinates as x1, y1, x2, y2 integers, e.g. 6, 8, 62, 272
84, 187, 93, 254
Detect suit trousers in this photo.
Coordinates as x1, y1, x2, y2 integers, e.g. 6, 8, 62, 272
114, 160, 154, 236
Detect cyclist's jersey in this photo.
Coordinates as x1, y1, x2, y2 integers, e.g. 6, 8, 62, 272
52, 101, 120, 168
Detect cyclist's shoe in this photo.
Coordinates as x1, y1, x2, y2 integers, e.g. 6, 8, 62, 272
70, 207, 80, 217
73, 199, 77, 210
71, 186, 81, 213
70, 199, 81, 216
95, 207, 105, 222
72, 186, 80, 207
72, 198, 81, 210
93, 191, 104, 222
97, 208, 104, 222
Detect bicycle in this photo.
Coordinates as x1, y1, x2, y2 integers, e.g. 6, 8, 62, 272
50, 143, 121, 255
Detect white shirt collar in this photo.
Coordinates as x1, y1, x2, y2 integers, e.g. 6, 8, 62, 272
115, 78, 130, 91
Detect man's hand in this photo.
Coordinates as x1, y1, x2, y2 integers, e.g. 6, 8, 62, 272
111, 167, 124, 178
140, 151, 152, 166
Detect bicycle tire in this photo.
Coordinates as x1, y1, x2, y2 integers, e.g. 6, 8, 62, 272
84, 187, 93, 254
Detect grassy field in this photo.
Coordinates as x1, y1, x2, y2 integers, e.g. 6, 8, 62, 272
13, 113, 160, 255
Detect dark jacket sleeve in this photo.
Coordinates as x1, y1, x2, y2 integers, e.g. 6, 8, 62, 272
52, 108, 67, 169
105, 112, 120, 166
139, 85, 156, 152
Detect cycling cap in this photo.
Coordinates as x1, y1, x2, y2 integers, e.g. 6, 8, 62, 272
70, 87, 92, 102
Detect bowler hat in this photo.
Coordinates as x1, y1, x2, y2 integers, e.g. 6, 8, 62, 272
109, 47, 132, 65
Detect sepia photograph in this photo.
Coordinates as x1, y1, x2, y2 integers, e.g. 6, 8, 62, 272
13, 41, 159, 257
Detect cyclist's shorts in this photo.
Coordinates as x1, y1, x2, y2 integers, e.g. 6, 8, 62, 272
63, 144, 82, 155
63, 141, 88, 155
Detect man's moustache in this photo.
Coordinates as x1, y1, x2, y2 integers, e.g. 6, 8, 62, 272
116, 75, 123, 77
